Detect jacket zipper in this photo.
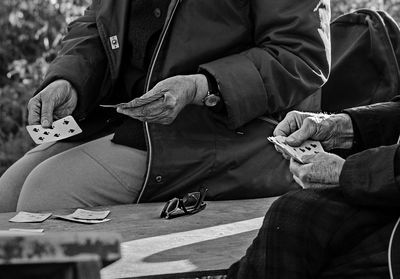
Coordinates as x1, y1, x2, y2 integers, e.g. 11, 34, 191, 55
136, 0, 182, 204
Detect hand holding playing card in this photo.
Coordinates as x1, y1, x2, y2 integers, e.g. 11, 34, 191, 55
273, 111, 354, 150
116, 74, 208, 125
26, 115, 82, 144
268, 135, 324, 163
289, 151, 345, 189
28, 79, 78, 128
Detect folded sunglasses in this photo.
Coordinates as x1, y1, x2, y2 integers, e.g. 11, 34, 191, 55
160, 187, 208, 219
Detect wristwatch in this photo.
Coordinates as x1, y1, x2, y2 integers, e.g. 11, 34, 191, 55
203, 91, 221, 107
201, 72, 221, 107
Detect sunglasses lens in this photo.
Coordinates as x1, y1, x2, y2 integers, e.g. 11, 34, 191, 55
182, 192, 200, 208
160, 187, 208, 219
160, 198, 180, 218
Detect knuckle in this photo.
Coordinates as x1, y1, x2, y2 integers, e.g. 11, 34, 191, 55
287, 110, 300, 118
165, 100, 175, 108
141, 108, 150, 116
303, 117, 313, 125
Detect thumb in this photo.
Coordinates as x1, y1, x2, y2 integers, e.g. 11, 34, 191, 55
286, 118, 316, 146
40, 99, 55, 128
301, 153, 319, 164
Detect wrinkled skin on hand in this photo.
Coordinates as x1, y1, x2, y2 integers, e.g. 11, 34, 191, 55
27, 79, 78, 127
289, 152, 345, 189
273, 111, 354, 151
117, 74, 207, 125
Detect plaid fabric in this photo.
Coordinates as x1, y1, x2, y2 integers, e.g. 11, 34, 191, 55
228, 188, 398, 279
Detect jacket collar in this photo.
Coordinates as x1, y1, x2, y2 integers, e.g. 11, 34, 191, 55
95, 0, 179, 81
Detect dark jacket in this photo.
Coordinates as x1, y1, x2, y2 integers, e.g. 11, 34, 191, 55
342, 98, 400, 277
37, 0, 330, 202
341, 97, 400, 207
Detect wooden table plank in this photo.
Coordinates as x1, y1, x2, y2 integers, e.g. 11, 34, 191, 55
0, 197, 278, 278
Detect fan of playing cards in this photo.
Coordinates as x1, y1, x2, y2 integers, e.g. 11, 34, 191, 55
26, 115, 82, 144
268, 135, 324, 163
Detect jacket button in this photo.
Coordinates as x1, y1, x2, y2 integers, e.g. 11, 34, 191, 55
153, 8, 162, 18
155, 175, 163, 183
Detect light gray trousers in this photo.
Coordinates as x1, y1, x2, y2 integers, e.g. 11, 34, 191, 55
0, 134, 146, 212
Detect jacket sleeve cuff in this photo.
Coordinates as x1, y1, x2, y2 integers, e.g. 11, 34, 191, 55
344, 101, 400, 149
340, 144, 400, 207
199, 54, 268, 129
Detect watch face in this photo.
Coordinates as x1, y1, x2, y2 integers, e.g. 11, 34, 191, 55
204, 94, 220, 107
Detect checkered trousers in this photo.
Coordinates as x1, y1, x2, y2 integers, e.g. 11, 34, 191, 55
228, 188, 399, 279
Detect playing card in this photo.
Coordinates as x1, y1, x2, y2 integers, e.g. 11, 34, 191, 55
268, 136, 324, 163
26, 115, 82, 145
70, 209, 110, 220
100, 91, 165, 109
54, 214, 111, 224
9, 228, 44, 233
99, 103, 127, 108
9, 211, 52, 223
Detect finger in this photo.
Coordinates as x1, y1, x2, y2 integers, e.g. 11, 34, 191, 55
273, 120, 291, 137
273, 111, 305, 137
296, 178, 338, 189
289, 158, 303, 177
40, 98, 55, 128
135, 110, 172, 123
116, 107, 139, 119
289, 158, 315, 185
292, 174, 305, 188
302, 151, 332, 164
286, 117, 317, 146
117, 98, 166, 117
275, 145, 291, 160
273, 114, 296, 137
27, 98, 42, 125
300, 153, 319, 164
140, 88, 167, 99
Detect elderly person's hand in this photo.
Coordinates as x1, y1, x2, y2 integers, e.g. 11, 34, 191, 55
27, 79, 78, 127
116, 74, 208, 125
273, 111, 354, 150
289, 152, 345, 189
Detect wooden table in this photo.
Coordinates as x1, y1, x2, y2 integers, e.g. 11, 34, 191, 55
0, 198, 278, 279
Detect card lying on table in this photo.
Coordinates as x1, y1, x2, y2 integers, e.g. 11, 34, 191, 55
54, 209, 111, 224
70, 209, 110, 220
26, 115, 82, 144
54, 215, 111, 224
268, 135, 324, 164
9, 211, 52, 223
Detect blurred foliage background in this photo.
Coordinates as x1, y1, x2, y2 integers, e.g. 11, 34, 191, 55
1, 0, 400, 175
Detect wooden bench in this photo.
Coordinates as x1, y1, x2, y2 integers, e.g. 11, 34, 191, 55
0, 197, 278, 278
